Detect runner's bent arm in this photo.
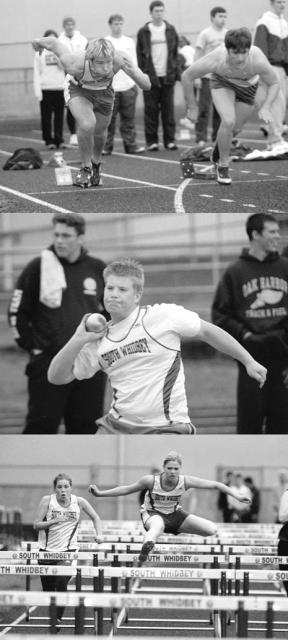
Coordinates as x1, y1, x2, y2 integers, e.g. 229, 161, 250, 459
48, 316, 105, 384
115, 52, 151, 90
78, 497, 103, 541
198, 319, 267, 387
185, 476, 251, 504
33, 496, 68, 530
88, 475, 153, 498
32, 36, 83, 76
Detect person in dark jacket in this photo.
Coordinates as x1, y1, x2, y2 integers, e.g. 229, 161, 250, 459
243, 476, 261, 522
8, 213, 107, 435
212, 213, 288, 434
136, 1, 180, 151
254, 0, 288, 154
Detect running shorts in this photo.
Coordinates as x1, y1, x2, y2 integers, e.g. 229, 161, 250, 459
141, 508, 189, 534
210, 74, 258, 105
96, 413, 196, 434
65, 82, 114, 116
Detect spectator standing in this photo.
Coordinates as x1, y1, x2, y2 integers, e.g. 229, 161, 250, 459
103, 14, 145, 155
254, 0, 288, 154
59, 17, 88, 146
217, 470, 235, 522
137, 1, 179, 151
33, 29, 65, 149
194, 7, 228, 145
8, 213, 107, 434
227, 473, 252, 522
243, 476, 260, 522
212, 213, 288, 434
272, 469, 288, 521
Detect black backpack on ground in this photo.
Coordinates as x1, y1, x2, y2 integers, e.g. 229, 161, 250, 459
3, 148, 43, 170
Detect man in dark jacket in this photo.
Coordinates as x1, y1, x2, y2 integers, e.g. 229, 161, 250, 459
8, 213, 107, 434
212, 213, 288, 434
137, 1, 179, 151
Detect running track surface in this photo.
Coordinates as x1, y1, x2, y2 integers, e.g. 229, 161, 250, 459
0, 120, 287, 215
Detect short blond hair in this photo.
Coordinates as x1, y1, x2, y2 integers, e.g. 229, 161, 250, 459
163, 451, 183, 467
104, 258, 145, 294
86, 38, 115, 60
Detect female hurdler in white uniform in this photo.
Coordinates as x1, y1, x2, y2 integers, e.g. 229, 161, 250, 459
34, 473, 103, 626
88, 451, 251, 563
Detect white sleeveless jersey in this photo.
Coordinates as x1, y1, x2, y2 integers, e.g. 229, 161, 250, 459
74, 304, 201, 428
143, 475, 186, 514
38, 494, 80, 551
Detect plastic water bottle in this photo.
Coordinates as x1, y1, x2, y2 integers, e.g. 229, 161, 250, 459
54, 151, 66, 167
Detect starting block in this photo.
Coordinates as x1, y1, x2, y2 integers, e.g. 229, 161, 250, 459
180, 159, 216, 180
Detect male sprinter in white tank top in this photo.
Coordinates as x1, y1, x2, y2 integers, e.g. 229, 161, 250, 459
182, 27, 280, 184
32, 35, 150, 187
48, 258, 267, 434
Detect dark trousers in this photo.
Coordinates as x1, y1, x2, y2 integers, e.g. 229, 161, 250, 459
143, 79, 175, 146
105, 86, 138, 152
237, 362, 288, 434
278, 539, 288, 596
195, 78, 220, 143
40, 90, 64, 146
24, 354, 106, 434
67, 107, 76, 135
40, 572, 70, 620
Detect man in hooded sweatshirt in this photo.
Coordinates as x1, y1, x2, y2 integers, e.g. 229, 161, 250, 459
7, 213, 107, 435
212, 213, 288, 434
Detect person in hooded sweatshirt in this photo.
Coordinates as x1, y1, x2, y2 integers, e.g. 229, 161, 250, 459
212, 213, 288, 434
7, 213, 107, 435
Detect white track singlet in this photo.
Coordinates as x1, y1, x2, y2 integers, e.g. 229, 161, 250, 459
38, 494, 80, 551
142, 474, 186, 514
74, 304, 201, 428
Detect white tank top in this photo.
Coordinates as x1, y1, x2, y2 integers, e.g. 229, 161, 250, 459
143, 474, 186, 514
38, 493, 80, 551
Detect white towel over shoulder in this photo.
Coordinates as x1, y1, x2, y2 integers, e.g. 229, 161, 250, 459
40, 249, 67, 308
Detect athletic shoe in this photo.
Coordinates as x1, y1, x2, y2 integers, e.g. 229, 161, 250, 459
165, 142, 178, 150
147, 143, 159, 151
126, 146, 145, 154
268, 140, 288, 156
102, 149, 112, 155
210, 143, 220, 165
74, 166, 93, 188
138, 540, 155, 564
91, 161, 102, 186
216, 165, 231, 185
179, 116, 195, 130
69, 134, 78, 146
47, 143, 56, 150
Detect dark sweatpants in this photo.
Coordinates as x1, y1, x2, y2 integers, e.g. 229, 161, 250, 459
237, 362, 288, 434
40, 90, 65, 147
24, 353, 106, 434
143, 79, 175, 146
104, 86, 138, 152
278, 539, 288, 596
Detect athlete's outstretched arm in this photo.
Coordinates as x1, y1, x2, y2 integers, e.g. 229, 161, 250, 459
78, 497, 103, 542
88, 475, 153, 498
181, 49, 218, 120
198, 319, 267, 387
48, 316, 105, 385
185, 476, 251, 504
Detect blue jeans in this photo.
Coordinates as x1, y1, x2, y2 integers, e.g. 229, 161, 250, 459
195, 78, 220, 143
104, 86, 138, 152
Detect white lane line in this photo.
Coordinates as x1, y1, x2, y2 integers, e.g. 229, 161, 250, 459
220, 199, 234, 202
0, 149, 12, 156
174, 178, 191, 213
0, 185, 72, 213
66, 165, 177, 193
242, 203, 256, 208
0, 606, 37, 636
200, 194, 214, 198
257, 172, 269, 176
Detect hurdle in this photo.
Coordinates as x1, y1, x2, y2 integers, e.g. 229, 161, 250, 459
1, 591, 288, 636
